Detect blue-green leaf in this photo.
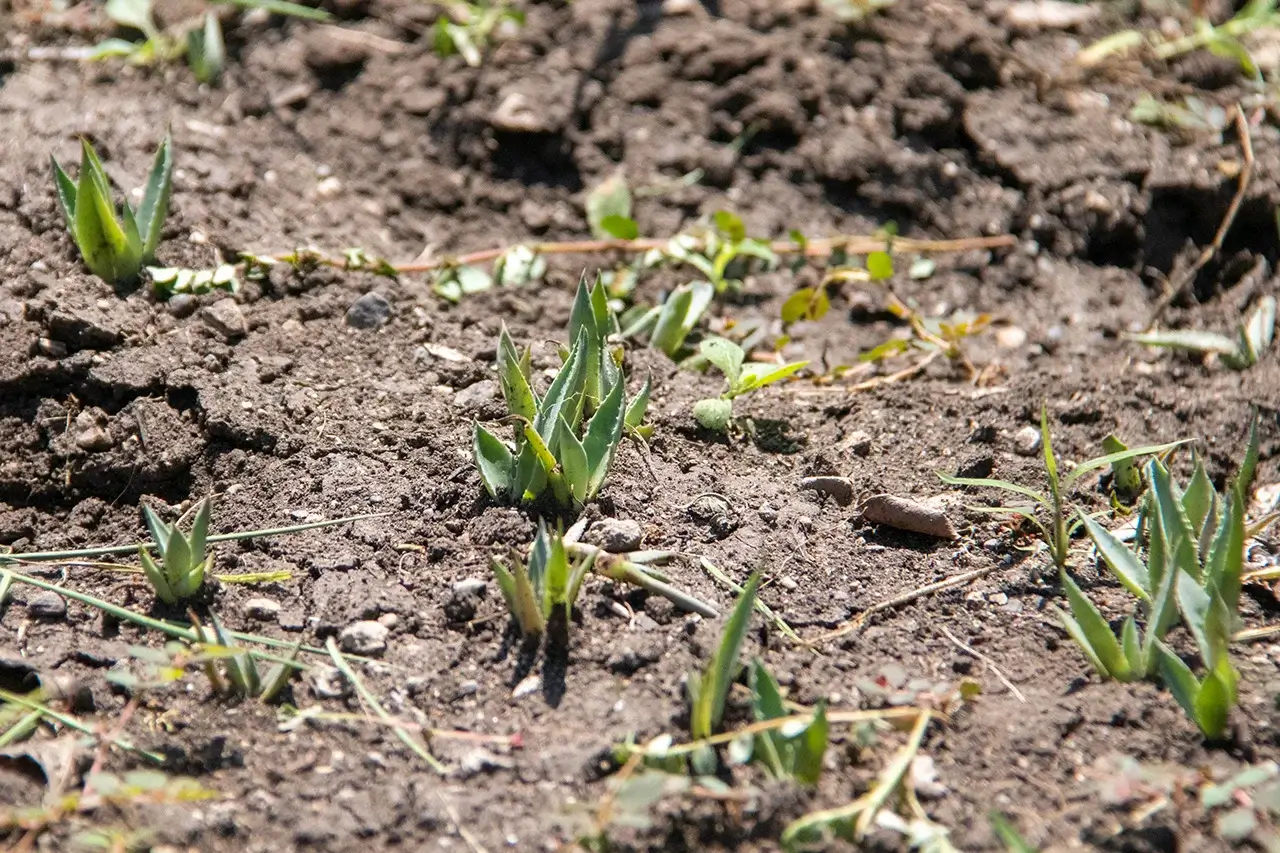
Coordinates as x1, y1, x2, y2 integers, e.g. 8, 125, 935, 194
1079, 512, 1149, 601
557, 415, 590, 504
50, 157, 77, 230
700, 337, 743, 388
534, 330, 588, 441
1058, 570, 1129, 680
136, 132, 173, 259
582, 377, 626, 500
473, 423, 514, 498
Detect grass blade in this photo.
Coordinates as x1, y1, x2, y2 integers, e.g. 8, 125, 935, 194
937, 474, 1049, 507
692, 571, 760, 739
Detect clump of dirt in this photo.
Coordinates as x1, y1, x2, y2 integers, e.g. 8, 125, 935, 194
1, 1, 1278, 851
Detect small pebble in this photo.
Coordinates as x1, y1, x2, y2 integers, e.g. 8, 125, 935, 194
345, 292, 393, 330
202, 299, 248, 341
1013, 425, 1042, 456
339, 620, 389, 656
445, 579, 488, 622
512, 674, 541, 699
585, 518, 642, 553
452, 380, 498, 411
800, 475, 854, 506
243, 597, 281, 621
28, 591, 67, 620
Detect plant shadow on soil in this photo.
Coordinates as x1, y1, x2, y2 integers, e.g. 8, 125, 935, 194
1, 0, 1280, 851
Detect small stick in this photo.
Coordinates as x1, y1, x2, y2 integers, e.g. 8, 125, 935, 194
263, 233, 1016, 275
939, 625, 1027, 703
813, 564, 1002, 644
1146, 105, 1253, 329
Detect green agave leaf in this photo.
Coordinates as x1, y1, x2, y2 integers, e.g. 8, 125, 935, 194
506, 556, 546, 636
74, 143, 137, 283
188, 498, 211, 565
1157, 642, 1201, 722
497, 326, 538, 421
1194, 670, 1232, 739
651, 281, 713, 356
141, 504, 172, 553
557, 415, 590, 504
136, 132, 173, 259
1126, 329, 1241, 355
473, 423, 514, 498
1079, 511, 1150, 601
1176, 560, 1215, 666
490, 556, 519, 616
1059, 570, 1130, 680
534, 329, 588, 442
1120, 616, 1142, 674
50, 157, 78, 230
1145, 535, 1181, 662
569, 277, 603, 405
139, 547, 175, 605
692, 571, 760, 740
1236, 411, 1260, 494
1182, 453, 1215, 534
1151, 460, 1202, 582
188, 12, 226, 84
700, 337, 744, 388
749, 659, 788, 778
625, 374, 651, 429
582, 376, 626, 500
1204, 486, 1244, 618
543, 524, 570, 612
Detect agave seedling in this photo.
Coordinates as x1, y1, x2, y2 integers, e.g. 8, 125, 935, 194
688, 572, 761, 741
491, 520, 719, 641
51, 133, 173, 286
940, 405, 1185, 570
490, 521, 591, 639
692, 338, 808, 433
730, 659, 828, 785
473, 277, 649, 513
139, 498, 212, 605
199, 614, 300, 702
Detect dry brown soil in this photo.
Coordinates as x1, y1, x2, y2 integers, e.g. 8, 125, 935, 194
2, 1, 1280, 851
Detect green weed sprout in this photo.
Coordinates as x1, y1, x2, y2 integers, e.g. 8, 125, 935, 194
433, 1, 524, 67
51, 133, 173, 285
619, 281, 715, 358
491, 520, 719, 641
200, 615, 300, 702
491, 521, 590, 639
692, 338, 808, 432
139, 498, 212, 605
473, 277, 650, 513
1126, 296, 1275, 370
939, 405, 1184, 570
731, 660, 828, 785
689, 572, 761, 741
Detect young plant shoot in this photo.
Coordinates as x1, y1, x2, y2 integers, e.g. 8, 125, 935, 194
51, 133, 173, 286
490, 521, 591, 640
693, 338, 808, 432
473, 276, 649, 513
939, 405, 1185, 570
139, 498, 212, 606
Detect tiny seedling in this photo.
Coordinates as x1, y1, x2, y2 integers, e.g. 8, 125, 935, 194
198, 615, 300, 701
692, 338, 808, 432
728, 660, 828, 785
51, 133, 173, 286
148, 264, 239, 298
490, 521, 591, 640
138, 497, 212, 606
1126, 296, 1275, 370
474, 277, 650, 513
586, 174, 639, 241
432, 1, 524, 67
939, 405, 1184, 570
1078, 0, 1280, 81
619, 281, 714, 359
1130, 95, 1229, 136
688, 573, 760, 742
1103, 434, 1145, 505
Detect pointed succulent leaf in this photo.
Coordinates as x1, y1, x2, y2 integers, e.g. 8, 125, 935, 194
557, 415, 590, 504
1176, 561, 1215, 666
1059, 570, 1129, 680
1120, 616, 1142, 675
135, 132, 173, 258
1236, 411, 1260, 494
141, 504, 172, 553
1204, 486, 1244, 618
139, 547, 176, 605
510, 557, 547, 636
1151, 460, 1202, 582
1182, 453, 1214, 533
51, 157, 78, 230
497, 327, 538, 421
544, 525, 570, 612
1079, 511, 1149, 601
625, 374, 651, 429
1194, 670, 1232, 739
473, 423, 514, 498
582, 377, 626, 499
74, 147, 134, 282
528, 523, 551, 595
164, 524, 192, 587
1156, 642, 1201, 725
513, 441, 548, 501
1145, 536, 1181, 657
533, 330, 588, 441
188, 498, 211, 565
